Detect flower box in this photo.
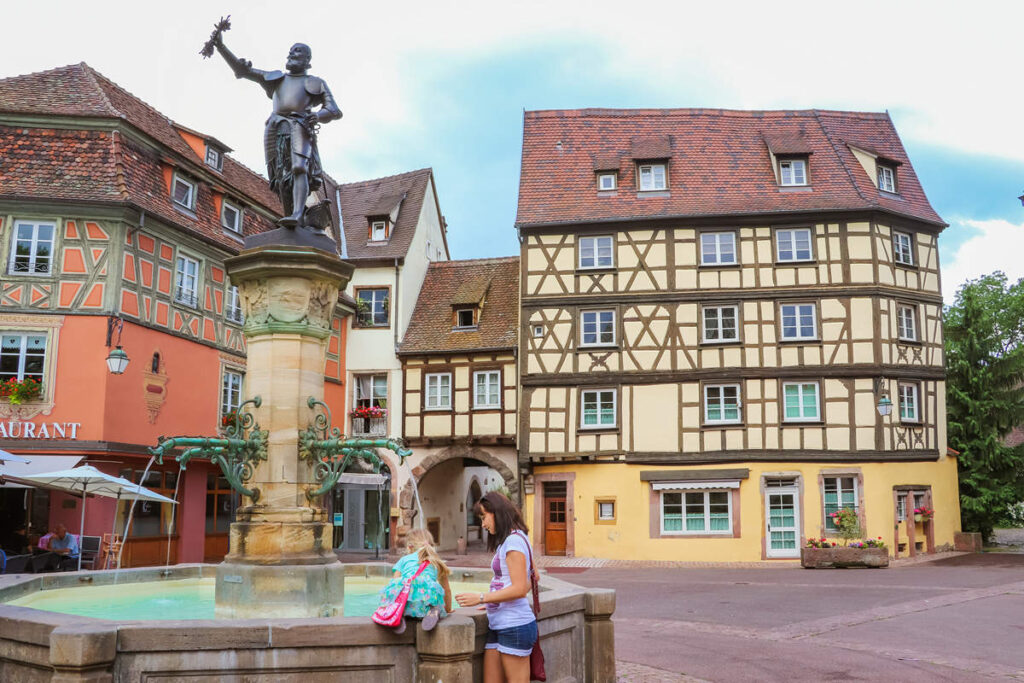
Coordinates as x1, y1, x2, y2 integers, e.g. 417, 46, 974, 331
800, 546, 889, 569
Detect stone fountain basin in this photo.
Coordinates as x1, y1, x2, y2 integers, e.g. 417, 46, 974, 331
0, 563, 616, 682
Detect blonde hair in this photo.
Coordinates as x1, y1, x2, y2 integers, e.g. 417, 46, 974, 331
405, 528, 450, 580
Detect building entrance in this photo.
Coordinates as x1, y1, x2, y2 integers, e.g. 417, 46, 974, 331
331, 467, 391, 554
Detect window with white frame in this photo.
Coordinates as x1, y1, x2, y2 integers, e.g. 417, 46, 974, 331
893, 231, 914, 266
8, 221, 55, 275
897, 305, 917, 342
896, 496, 906, 522
783, 382, 820, 422
778, 158, 807, 186
580, 310, 615, 346
455, 308, 475, 328
878, 165, 896, 193
597, 500, 615, 520
780, 303, 817, 340
702, 305, 739, 343
220, 369, 243, 419
205, 146, 223, 171
355, 374, 388, 409
597, 173, 617, 191
704, 384, 742, 424
0, 333, 46, 384
174, 255, 200, 307
473, 370, 501, 409
371, 220, 388, 241
425, 373, 452, 410
823, 476, 858, 532
225, 285, 244, 324
579, 235, 614, 269
222, 200, 241, 233
172, 174, 195, 210
700, 232, 737, 265
899, 383, 920, 422
356, 288, 389, 327
637, 163, 667, 191
661, 490, 732, 534
776, 228, 813, 262
581, 389, 616, 428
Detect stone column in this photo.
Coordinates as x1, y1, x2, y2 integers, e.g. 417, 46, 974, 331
584, 588, 616, 683
415, 615, 476, 682
49, 624, 117, 683
217, 244, 353, 618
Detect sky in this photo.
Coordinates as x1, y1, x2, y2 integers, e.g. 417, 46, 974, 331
4, 0, 1024, 302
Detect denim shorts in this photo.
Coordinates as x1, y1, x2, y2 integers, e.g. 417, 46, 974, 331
485, 620, 538, 657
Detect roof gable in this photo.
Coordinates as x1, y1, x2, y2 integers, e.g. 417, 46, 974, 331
337, 168, 436, 260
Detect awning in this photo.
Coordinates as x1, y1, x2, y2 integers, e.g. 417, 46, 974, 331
337, 473, 388, 486
652, 480, 741, 491
0, 454, 83, 488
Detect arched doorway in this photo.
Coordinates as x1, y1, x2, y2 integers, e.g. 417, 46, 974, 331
330, 460, 392, 556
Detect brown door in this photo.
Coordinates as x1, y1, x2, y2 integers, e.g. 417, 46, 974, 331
543, 482, 567, 556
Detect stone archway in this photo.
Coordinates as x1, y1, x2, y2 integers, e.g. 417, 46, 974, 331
397, 445, 517, 546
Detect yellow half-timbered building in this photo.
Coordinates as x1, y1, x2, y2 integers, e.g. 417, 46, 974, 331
515, 108, 957, 561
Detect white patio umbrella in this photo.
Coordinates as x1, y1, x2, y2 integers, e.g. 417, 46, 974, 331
17, 465, 177, 570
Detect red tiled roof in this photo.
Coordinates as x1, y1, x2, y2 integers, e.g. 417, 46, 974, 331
337, 168, 440, 261
516, 108, 944, 228
399, 257, 520, 355
0, 63, 282, 249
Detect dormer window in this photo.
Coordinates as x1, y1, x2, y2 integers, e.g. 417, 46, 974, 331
205, 145, 223, 171
454, 308, 476, 329
878, 165, 896, 193
370, 220, 389, 242
172, 174, 195, 210
221, 200, 242, 233
778, 158, 807, 186
638, 163, 667, 191
597, 172, 617, 191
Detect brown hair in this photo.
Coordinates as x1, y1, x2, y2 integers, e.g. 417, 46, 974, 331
475, 491, 529, 552
404, 528, 450, 580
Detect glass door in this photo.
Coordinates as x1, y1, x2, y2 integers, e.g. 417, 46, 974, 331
765, 486, 800, 558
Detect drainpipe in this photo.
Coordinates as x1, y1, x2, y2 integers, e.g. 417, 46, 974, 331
335, 188, 348, 258
393, 258, 400, 351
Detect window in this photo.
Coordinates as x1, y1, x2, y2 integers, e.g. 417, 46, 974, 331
117, 469, 178, 537
661, 490, 732, 534
220, 369, 243, 419
371, 220, 388, 241
425, 373, 452, 410
778, 158, 807, 186
205, 146, 222, 171
356, 288, 389, 327
473, 370, 501, 409
638, 163, 667, 191
222, 200, 241, 233
597, 173, 617, 191
897, 305, 917, 342
455, 309, 475, 329
597, 500, 615, 521
896, 496, 906, 522
783, 382, 820, 422
702, 305, 739, 343
174, 255, 200, 307
878, 165, 896, 193
700, 232, 737, 265
580, 310, 615, 346
704, 384, 741, 424
893, 231, 914, 266
581, 389, 616, 428
823, 476, 858, 532
899, 383, 919, 422
780, 303, 817, 341
776, 228, 813, 262
533, 325, 544, 338
579, 235, 614, 269
225, 285, 244, 324
172, 174, 195, 210
205, 473, 236, 535
9, 221, 55, 275
355, 374, 388, 409
0, 333, 46, 384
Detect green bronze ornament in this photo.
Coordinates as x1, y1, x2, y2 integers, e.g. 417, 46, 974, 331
299, 396, 412, 500
148, 397, 269, 502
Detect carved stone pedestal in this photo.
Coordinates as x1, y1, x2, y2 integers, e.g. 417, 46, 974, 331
218, 244, 353, 618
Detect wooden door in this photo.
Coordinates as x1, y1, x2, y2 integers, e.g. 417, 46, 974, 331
543, 482, 567, 556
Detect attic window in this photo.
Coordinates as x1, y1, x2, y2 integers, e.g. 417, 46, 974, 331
370, 220, 389, 242
638, 163, 667, 191
779, 158, 807, 186
172, 174, 195, 210
878, 165, 897, 193
597, 172, 617, 191
455, 308, 476, 329
205, 145, 223, 171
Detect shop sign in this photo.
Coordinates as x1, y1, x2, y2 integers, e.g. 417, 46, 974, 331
0, 421, 82, 439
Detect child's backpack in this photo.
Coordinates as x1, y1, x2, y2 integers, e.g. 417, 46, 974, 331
372, 560, 430, 627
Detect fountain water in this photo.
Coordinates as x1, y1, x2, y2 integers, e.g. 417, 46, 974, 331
404, 458, 427, 530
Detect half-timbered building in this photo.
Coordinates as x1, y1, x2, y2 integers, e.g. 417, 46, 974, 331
516, 108, 957, 561
397, 257, 519, 551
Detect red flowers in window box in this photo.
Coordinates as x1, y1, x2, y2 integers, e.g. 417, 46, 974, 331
350, 406, 387, 420
221, 410, 239, 427
0, 377, 42, 405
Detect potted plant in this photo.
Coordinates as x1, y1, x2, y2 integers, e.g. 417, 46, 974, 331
222, 410, 240, 429
913, 506, 934, 523
801, 508, 889, 568
1, 377, 42, 405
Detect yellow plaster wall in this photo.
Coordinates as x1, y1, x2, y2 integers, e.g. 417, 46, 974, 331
525, 457, 960, 562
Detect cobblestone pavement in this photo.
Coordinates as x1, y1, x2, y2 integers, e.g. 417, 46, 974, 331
615, 660, 706, 682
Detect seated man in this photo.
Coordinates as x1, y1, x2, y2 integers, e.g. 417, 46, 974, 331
48, 523, 80, 571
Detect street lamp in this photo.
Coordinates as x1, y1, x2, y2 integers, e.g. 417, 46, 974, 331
105, 316, 130, 374
876, 394, 893, 417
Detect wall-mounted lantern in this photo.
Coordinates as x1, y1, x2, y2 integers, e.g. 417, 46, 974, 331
105, 316, 130, 375
874, 377, 892, 417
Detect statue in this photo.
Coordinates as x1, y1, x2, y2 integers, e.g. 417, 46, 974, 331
203, 18, 341, 234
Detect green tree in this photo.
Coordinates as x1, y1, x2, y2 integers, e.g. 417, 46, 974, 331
945, 272, 1024, 543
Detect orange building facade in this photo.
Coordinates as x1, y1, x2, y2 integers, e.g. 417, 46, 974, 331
0, 64, 349, 565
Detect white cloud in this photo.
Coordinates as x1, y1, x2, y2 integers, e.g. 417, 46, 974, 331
941, 219, 1024, 302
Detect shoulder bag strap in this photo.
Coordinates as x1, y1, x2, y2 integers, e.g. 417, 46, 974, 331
514, 530, 541, 616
